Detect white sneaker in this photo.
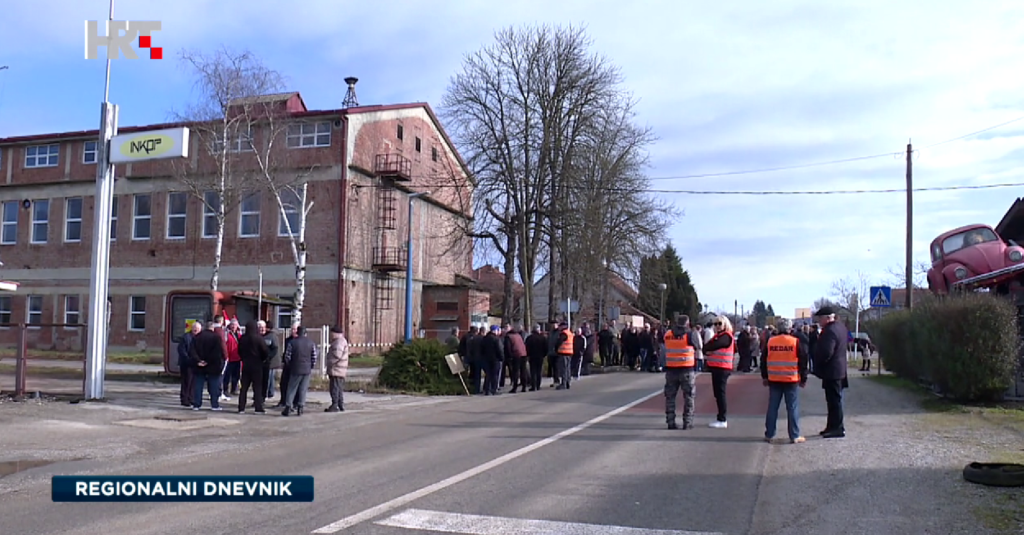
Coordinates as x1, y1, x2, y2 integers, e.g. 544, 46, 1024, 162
708, 421, 728, 429
219, 395, 231, 402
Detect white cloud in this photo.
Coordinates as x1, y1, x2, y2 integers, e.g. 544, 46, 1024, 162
3, 0, 1024, 316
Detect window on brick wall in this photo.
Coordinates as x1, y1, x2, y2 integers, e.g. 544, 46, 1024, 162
1, 200, 17, 245
437, 301, 459, 312
277, 295, 293, 329
132, 194, 151, 240
278, 188, 301, 237
239, 193, 260, 237
83, 141, 98, 164
27, 295, 43, 328
397, 124, 404, 140
30, 200, 49, 244
0, 296, 11, 325
64, 295, 80, 326
286, 122, 331, 148
166, 192, 187, 239
129, 296, 146, 331
64, 197, 83, 242
431, 146, 438, 162
25, 144, 59, 168
110, 196, 118, 241
202, 191, 219, 238
415, 137, 421, 152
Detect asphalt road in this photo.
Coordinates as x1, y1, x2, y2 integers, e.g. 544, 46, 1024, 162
0, 371, 780, 535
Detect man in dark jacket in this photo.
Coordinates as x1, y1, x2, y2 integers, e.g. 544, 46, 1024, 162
480, 325, 504, 395
237, 320, 270, 414
737, 325, 755, 373
275, 322, 298, 408
812, 306, 849, 438
281, 325, 317, 416
466, 327, 484, 394
260, 321, 280, 403
598, 323, 615, 368
505, 326, 529, 393
189, 322, 226, 410
582, 324, 596, 376
546, 321, 561, 386
178, 321, 201, 407
525, 325, 548, 391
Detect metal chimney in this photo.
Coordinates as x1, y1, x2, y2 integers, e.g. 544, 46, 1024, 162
342, 77, 359, 108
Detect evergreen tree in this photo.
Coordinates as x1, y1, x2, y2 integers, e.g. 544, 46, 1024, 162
752, 300, 767, 328
766, 304, 775, 317
637, 245, 700, 322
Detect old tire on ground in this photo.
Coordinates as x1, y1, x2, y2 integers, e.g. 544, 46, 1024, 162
962, 462, 1024, 487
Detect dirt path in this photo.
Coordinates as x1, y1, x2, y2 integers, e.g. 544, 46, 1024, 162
750, 372, 1024, 535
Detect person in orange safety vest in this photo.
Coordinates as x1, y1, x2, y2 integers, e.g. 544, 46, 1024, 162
704, 315, 735, 429
762, 317, 809, 444
663, 313, 699, 429
554, 321, 574, 390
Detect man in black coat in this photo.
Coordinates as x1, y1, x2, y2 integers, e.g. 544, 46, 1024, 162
238, 320, 270, 414
525, 325, 548, 391
281, 325, 317, 416
177, 321, 201, 407
480, 325, 504, 395
259, 321, 279, 403
466, 327, 484, 394
189, 322, 226, 410
812, 306, 849, 438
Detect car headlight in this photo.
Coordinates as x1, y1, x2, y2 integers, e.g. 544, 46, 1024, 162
1010, 250, 1023, 262
954, 267, 968, 280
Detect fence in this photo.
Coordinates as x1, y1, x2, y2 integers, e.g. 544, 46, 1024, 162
0, 323, 88, 398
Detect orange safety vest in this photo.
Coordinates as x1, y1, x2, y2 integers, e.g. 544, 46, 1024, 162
663, 331, 695, 368
557, 329, 574, 356
765, 334, 800, 383
705, 332, 735, 370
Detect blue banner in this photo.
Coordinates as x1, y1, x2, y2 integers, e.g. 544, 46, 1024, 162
52, 476, 314, 502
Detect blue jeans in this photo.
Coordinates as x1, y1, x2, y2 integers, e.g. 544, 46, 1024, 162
193, 372, 222, 409
765, 383, 800, 440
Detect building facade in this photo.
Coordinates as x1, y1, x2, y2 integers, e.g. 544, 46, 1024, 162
0, 90, 486, 351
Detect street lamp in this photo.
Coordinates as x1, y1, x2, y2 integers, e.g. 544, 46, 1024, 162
404, 191, 430, 342
658, 283, 668, 325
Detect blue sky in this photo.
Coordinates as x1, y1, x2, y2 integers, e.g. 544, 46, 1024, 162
2, 0, 1024, 317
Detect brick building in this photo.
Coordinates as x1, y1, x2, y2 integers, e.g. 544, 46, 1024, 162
0, 88, 488, 352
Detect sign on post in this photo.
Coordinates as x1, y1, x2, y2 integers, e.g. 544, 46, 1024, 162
109, 127, 189, 164
443, 353, 471, 396
869, 286, 892, 308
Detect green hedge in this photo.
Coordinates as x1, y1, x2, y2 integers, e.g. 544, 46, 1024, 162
377, 339, 465, 396
866, 292, 1021, 402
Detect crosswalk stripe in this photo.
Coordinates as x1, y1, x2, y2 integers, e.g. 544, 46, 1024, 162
375, 508, 725, 535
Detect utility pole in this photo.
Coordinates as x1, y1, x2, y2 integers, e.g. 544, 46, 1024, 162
905, 140, 913, 309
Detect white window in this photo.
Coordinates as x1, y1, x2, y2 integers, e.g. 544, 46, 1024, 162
1, 200, 17, 245
27, 295, 43, 327
202, 191, 219, 238
110, 195, 118, 241
64, 197, 83, 242
30, 200, 49, 244
277, 295, 293, 328
286, 122, 331, 148
83, 141, 98, 164
129, 296, 146, 331
166, 192, 187, 239
0, 296, 11, 325
278, 188, 302, 237
132, 194, 151, 240
25, 144, 59, 168
239, 193, 261, 237
64, 295, 80, 326
212, 127, 253, 153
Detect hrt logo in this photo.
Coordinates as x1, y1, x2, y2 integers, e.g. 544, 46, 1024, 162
84, 21, 162, 60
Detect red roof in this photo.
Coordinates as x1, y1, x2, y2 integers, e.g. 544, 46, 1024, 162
473, 265, 523, 294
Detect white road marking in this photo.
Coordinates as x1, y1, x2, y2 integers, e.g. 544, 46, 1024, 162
375, 508, 725, 535
310, 389, 662, 533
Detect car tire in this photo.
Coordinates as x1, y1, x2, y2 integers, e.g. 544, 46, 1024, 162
962, 462, 1024, 487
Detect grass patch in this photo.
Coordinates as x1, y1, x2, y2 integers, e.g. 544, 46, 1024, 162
972, 493, 1024, 533
107, 353, 163, 365
0, 364, 173, 384
348, 355, 383, 369
0, 349, 161, 365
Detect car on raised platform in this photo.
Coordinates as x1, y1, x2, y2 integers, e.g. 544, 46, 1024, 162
927, 224, 1024, 294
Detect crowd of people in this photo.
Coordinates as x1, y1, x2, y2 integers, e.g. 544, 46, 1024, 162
175, 316, 351, 416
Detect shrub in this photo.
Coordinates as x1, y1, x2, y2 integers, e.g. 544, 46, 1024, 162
867, 292, 1021, 402
377, 338, 465, 396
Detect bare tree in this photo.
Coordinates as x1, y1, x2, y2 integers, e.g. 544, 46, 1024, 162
830, 271, 872, 325
170, 47, 285, 291
441, 24, 634, 328
884, 261, 930, 289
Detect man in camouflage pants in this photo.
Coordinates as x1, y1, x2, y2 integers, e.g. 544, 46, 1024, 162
664, 314, 699, 430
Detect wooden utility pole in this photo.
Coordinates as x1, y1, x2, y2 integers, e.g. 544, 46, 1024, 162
905, 140, 914, 309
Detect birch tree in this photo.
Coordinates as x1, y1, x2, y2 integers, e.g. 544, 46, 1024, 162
170, 47, 285, 291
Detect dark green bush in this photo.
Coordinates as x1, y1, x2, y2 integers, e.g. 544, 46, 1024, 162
377, 338, 465, 395
867, 292, 1020, 402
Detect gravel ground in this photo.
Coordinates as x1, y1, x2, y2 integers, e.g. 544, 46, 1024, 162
749, 372, 1024, 535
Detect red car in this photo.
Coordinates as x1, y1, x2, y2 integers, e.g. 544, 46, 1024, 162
927, 224, 1024, 294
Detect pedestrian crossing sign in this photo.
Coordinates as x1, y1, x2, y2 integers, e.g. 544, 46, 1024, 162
869, 286, 892, 308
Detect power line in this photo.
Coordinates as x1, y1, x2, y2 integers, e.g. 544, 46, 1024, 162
920, 115, 1024, 150
644, 152, 900, 181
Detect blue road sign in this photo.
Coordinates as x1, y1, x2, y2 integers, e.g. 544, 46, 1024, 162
869, 286, 892, 308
